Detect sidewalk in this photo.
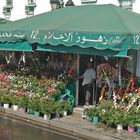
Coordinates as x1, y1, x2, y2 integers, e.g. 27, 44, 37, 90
0, 107, 139, 140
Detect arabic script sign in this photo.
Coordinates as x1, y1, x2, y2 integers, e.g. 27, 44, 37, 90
0, 30, 139, 50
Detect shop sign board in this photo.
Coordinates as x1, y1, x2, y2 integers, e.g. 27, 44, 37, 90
81, 0, 97, 4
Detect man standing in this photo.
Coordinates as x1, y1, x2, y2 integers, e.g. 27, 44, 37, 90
79, 62, 96, 106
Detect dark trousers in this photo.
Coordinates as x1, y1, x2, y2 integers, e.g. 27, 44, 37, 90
83, 84, 92, 103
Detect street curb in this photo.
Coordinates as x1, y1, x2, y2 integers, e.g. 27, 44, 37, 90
0, 108, 93, 140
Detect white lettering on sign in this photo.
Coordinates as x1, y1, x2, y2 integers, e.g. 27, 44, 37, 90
30, 30, 40, 39
134, 35, 140, 45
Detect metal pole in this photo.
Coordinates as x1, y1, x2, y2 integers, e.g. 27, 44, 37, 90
75, 54, 79, 106
93, 55, 96, 105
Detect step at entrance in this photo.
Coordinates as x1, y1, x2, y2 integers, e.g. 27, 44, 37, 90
72, 107, 83, 118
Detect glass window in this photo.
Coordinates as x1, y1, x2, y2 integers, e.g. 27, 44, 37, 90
28, 0, 35, 4
6, 0, 13, 6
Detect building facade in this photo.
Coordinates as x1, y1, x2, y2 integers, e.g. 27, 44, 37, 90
0, 0, 140, 21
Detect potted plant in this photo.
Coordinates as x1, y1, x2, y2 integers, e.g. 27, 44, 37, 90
10, 93, 19, 111
27, 96, 41, 116
113, 109, 126, 130
102, 108, 116, 127
1, 91, 11, 109
53, 100, 63, 119
0, 90, 3, 107
40, 99, 55, 120
18, 95, 28, 112
62, 100, 70, 117
125, 109, 137, 133
87, 106, 100, 125
98, 99, 114, 124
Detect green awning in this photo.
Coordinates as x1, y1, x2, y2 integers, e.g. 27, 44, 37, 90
0, 4, 140, 50
0, 18, 9, 25
0, 42, 32, 52
37, 44, 128, 57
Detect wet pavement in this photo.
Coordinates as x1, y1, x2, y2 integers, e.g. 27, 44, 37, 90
0, 115, 79, 140
0, 107, 140, 140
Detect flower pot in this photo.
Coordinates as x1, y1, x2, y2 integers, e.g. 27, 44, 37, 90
3, 103, 9, 109
0, 102, 2, 107
92, 116, 99, 125
55, 112, 60, 119
27, 108, 34, 115
117, 124, 123, 131
34, 111, 40, 117
128, 126, 135, 133
44, 114, 51, 120
13, 105, 19, 111
137, 126, 140, 134
19, 107, 26, 113
63, 111, 67, 117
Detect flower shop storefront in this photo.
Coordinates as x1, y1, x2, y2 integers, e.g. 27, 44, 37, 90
0, 4, 140, 131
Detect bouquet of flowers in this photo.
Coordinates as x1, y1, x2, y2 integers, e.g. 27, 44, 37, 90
97, 63, 117, 81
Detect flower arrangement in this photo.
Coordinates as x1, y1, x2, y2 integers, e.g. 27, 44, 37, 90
96, 63, 117, 81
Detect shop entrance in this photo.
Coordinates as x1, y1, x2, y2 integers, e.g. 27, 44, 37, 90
77, 55, 108, 106
78, 55, 95, 106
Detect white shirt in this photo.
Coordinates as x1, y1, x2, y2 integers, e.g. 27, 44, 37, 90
82, 68, 96, 86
